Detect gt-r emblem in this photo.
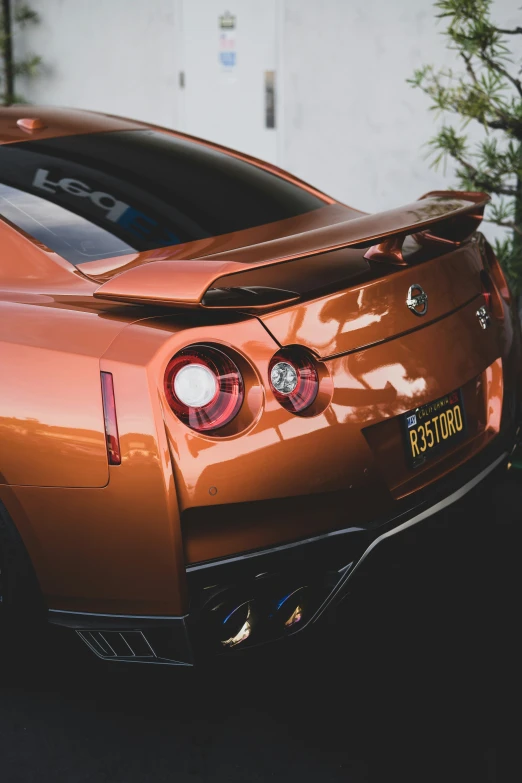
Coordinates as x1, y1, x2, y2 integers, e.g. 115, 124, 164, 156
476, 305, 491, 330
406, 284, 428, 316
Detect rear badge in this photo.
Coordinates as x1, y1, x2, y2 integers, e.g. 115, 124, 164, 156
476, 305, 491, 330
406, 284, 428, 316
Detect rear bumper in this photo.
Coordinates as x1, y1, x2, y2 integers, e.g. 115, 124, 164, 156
48, 437, 512, 666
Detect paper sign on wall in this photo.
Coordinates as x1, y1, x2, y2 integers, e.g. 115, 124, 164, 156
219, 11, 236, 71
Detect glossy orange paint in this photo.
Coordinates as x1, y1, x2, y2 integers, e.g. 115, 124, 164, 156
0, 105, 143, 144
178, 298, 507, 563
0, 107, 519, 619
259, 242, 484, 358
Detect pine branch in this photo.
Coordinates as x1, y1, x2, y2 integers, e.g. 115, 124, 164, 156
460, 52, 479, 86
479, 48, 522, 98
410, 63, 522, 138
454, 152, 517, 195
496, 27, 522, 35
457, 51, 522, 133
435, 98, 521, 137
486, 118, 522, 134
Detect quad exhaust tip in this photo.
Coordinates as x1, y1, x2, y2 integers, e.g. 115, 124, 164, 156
273, 586, 308, 631
204, 584, 310, 650
219, 601, 254, 648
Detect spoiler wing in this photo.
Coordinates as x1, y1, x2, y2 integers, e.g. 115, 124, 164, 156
93, 191, 489, 309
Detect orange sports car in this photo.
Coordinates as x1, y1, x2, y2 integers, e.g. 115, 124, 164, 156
0, 106, 519, 666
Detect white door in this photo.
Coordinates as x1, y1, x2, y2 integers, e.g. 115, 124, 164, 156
178, 1, 278, 165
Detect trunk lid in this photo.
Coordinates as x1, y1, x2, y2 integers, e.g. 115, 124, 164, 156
259, 241, 484, 358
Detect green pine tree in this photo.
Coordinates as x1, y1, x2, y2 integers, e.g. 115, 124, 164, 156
409, 0, 522, 292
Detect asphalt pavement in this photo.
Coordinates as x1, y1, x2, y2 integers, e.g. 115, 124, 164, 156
1, 470, 520, 782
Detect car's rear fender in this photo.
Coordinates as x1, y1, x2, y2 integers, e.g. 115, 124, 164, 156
0, 312, 278, 616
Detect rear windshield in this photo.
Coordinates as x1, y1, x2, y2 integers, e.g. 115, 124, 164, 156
0, 130, 325, 265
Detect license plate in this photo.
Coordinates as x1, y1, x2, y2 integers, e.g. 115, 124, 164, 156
402, 389, 466, 468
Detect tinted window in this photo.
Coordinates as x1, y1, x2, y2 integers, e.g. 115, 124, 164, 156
0, 130, 325, 265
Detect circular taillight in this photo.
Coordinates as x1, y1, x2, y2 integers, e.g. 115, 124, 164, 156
268, 349, 319, 413
270, 361, 298, 395
165, 345, 243, 432
174, 364, 217, 408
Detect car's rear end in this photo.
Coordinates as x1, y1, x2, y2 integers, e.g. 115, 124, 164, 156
0, 111, 518, 665
70, 195, 519, 665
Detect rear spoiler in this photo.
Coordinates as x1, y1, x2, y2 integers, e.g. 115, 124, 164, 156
93, 190, 489, 310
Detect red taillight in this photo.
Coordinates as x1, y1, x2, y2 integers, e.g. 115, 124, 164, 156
165, 345, 244, 433
100, 372, 121, 465
269, 349, 319, 413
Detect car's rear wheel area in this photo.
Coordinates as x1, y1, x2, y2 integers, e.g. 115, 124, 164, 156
0, 503, 46, 642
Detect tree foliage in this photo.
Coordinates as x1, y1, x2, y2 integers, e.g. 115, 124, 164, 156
410, 0, 522, 291
0, 1, 41, 104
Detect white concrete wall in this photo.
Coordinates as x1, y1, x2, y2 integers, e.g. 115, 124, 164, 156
15, 0, 182, 128
280, 0, 457, 212
279, 0, 519, 250
14, 0, 520, 245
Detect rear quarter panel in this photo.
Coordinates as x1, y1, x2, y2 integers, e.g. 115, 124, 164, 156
0, 300, 123, 487
0, 312, 279, 615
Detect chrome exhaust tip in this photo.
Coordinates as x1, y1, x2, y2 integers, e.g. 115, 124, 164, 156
220, 602, 253, 648
204, 593, 257, 649
272, 586, 309, 632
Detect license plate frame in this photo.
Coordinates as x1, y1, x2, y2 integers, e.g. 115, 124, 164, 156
402, 389, 467, 469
